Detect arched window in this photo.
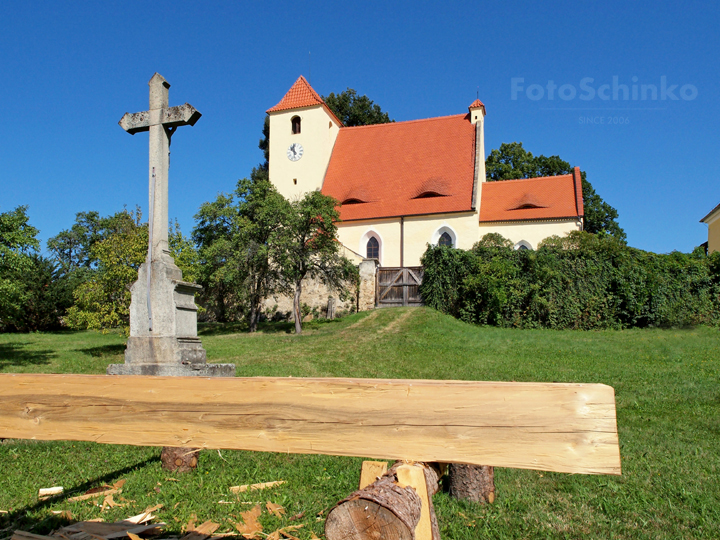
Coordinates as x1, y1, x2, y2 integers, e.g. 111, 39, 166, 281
366, 236, 379, 259
432, 226, 457, 248
518, 244, 530, 250
514, 240, 533, 251
291, 116, 301, 134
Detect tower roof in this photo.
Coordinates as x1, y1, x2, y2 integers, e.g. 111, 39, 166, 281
267, 76, 343, 125
468, 98, 486, 115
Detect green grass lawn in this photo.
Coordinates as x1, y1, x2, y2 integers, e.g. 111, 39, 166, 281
1, 307, 719, 539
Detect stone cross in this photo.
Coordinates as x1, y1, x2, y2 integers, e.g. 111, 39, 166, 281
108, 73, 234, 379
119, 73, 201, 260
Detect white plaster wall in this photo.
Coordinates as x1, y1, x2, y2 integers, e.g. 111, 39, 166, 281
337, 218, 402, 266
404, 212, 480, 264
336, 212, 480, 267
268, 104, 340, 200
479, 219, 583, 250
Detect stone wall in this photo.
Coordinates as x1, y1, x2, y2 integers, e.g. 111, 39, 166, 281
263, 259, 379, 322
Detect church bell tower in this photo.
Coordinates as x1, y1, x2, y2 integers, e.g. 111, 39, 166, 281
266, 76, 343, 200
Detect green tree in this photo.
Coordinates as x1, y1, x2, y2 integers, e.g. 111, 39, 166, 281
274, 190, 357, 334
47, 211, 104, 271
0, 206, 40, 330
65, 208, 147, 332
8, 255, 76, 332
485, 142, 626, 242
66, 209, 200, 333
322, 88, 393, 127
193, 191, 243, 323
193, 174, 289, 330
235, 177, 291, 331
169, 220, 201, 284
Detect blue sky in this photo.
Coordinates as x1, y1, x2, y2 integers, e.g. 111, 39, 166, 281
1, 0, 718, 254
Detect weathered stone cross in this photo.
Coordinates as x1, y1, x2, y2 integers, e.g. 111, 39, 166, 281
119, 73, 201, 260
108, 73, 234, 380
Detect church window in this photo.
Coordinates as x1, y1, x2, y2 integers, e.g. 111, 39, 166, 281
438, 232, 453, 247
518, 244, 530, 250
514, 240, 533, 251
366, 236, 379, 259
291, 116, 301, 134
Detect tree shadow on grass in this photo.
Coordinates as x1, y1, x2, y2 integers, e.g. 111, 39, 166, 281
198, 322, 249, 336
199, 321, 296, 335
0, 343, 55, 371
198, 318, 348, 337
0, 454, 160, 535
78, 344, 126, 358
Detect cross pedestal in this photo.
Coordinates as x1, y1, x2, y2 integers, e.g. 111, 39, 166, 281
107, 73, 234, 378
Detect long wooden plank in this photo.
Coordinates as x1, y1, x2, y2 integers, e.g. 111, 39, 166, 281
0, 374, 621, 475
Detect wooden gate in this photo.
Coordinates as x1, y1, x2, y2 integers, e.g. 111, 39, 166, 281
376, 267, 424, 307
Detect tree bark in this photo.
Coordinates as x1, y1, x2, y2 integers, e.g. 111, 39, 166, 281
325, 461, 441, 540
293, 279, 302, 334
160, 446, 199, 473
448, 464, 495, 504
325, 475, 420, 540
249, 301, 258, 333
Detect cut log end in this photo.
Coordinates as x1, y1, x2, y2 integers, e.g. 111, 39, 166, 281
448, 464, 495, 504
160, 446, 199, 472
325, 475, 421, 540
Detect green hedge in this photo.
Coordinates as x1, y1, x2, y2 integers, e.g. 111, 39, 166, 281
420, 232, 720, 329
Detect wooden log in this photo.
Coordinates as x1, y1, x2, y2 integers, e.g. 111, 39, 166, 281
0, 373, 621, 475
448, 464, 495, 503
327, 461, 441, 540
325, 471, 421, 540
160, 446, 199, 472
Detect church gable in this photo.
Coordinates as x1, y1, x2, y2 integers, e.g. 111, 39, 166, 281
322, 114, 476, 221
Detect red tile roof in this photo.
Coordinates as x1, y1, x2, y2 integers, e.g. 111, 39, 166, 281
468, 99, 486, 115
266, 75, 343, 125
479, 167, 584, 222
322, 114, 477, 221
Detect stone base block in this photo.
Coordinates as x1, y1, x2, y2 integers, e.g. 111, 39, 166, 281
124, 335, 207, 365
106, 362, 236, 377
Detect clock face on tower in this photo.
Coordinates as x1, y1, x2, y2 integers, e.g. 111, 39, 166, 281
287, 143, 304, 161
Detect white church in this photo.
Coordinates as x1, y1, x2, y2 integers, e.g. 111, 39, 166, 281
266, 76, 584, 267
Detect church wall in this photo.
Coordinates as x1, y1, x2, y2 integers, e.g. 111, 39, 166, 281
403, 212, 480, 265
268, 105, 340, 201
336, 211, 480, 267
337, 218, 402, 266
707, 215, 720, 254
479, 219, 582, 250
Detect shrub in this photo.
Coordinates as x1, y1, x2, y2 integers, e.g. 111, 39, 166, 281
420, 232, 720, 329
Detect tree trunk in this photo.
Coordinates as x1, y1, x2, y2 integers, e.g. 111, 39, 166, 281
249, 301, 258, 333
216, 287, 227, 323
293, 280, 302, 334
448, 464, 495, 503
160, 446, 199, 473
325, 461, 441, 540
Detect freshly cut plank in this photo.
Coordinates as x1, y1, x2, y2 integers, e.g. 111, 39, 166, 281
0, 374, 621, 475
